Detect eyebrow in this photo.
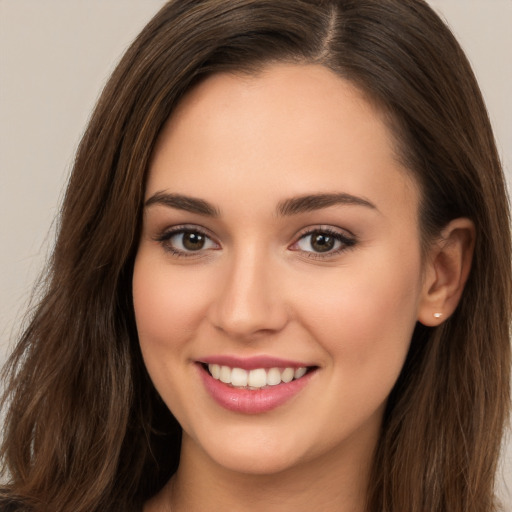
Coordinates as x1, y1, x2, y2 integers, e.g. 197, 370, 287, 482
144, 191, 377, 217
276, 193, 377, 216
145, 192, 220, 217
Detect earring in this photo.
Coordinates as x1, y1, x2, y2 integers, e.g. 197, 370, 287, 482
433, 312, 443, 319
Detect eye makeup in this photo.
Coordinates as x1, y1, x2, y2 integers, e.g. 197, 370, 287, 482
153, 223, 357, 260
289, 226, 357, 260
154, 224, 220, 258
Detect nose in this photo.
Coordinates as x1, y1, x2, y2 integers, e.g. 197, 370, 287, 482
208, 247, 289, 339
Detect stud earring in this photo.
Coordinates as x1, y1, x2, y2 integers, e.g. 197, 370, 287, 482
433, 312, 443, 319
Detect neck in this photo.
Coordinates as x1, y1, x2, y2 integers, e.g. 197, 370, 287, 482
147, 427, 377, 512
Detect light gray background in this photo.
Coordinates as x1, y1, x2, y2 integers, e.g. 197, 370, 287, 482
1, 0, 511, 505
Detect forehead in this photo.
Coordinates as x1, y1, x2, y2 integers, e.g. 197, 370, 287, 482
147, 63, 418, 222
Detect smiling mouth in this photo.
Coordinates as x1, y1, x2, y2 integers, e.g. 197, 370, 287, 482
202, 363, 316, 390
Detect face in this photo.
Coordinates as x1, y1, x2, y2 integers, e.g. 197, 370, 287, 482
133, 63, 426, 476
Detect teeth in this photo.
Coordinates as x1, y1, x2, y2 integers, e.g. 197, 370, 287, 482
294, 367, 307, 379
267, 367, 281, 386
207, 364, 309, 389
209, 364, 221, 379
248, 368, 266, 387
219, 365, 231, 384
231, 367, 248, 387
281, 367, 294, 383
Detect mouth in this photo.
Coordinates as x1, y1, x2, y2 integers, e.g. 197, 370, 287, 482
201, 362, 316, 390
196, 359, 318, 414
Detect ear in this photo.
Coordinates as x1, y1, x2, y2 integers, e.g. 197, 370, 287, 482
417, 218, 475, 326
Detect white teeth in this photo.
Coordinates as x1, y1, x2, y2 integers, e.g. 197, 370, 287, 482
267, 367, 282, 386
210, 363, 221, 379
248, 368, 267, 388
230, 367, 248, 387
281, 367, 294, 383
219, 365, 231, 384
207, 364, 309, 389
294, 367, 307, 379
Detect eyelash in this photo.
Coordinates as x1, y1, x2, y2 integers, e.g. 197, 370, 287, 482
291, 227, 357, 260
154, 225, 218, 258
154, 225, 357, 259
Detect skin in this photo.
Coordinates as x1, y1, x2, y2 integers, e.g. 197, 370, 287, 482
134, 63, 474, 512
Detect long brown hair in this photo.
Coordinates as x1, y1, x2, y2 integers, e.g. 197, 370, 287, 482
1, 1, 510, 511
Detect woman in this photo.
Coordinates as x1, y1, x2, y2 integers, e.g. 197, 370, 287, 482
1, 0, 510, 511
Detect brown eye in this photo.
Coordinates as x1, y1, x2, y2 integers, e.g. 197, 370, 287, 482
158, 228, 218, 255
310, 233, 335, 252
182, 232, 206, 251
293, 228, 356, 257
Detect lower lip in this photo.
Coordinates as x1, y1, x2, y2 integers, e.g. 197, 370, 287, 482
198, 364, 316, 414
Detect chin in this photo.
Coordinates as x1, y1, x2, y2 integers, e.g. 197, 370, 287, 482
209, 443, 305, 476
184, 424, 313, 476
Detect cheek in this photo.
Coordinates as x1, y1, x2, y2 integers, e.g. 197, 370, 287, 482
132, 255, 209, 349
132, 253, 212, 423
291, 253, 423, 442
297, 248, 422, 377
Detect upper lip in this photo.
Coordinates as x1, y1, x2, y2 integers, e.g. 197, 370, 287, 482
197, 355, 314, 371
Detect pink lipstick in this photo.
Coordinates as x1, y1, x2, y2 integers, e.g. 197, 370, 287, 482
197, 356, 317, 414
